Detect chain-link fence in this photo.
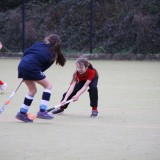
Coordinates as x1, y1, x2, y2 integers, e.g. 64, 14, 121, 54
0, 0, 160, 56
0, 0, 94, 55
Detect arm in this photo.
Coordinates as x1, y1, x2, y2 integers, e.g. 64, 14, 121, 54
72, 80, 91, 101
61, 81, 77, 103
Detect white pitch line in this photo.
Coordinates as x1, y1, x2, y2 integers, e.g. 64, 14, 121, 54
51, 121, 160, 129
1, 117, 160, 129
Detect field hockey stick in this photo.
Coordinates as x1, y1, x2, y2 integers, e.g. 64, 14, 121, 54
47, 99, 74, 113
0, 80, 23, 114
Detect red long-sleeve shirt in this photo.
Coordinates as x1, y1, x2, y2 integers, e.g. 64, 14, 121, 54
76, 69, 96, 82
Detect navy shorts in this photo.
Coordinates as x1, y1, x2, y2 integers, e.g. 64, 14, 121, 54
18, 68, 46, 80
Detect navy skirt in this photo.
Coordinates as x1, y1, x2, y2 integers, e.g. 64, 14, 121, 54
18, 60, 46, 81
18, 68, 46, 80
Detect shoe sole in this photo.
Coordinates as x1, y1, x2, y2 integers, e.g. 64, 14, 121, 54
36, 116, 54, 120
15, 116, 33, 123
90, 113, 99, 118
90, 116, 99, 118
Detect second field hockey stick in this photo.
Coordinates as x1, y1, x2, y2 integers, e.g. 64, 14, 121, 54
47, 99, 74, 113
27, 99, 74, 120
0, 80, 23, 114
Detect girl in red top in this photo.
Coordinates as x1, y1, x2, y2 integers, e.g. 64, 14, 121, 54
0, 80, 7, 93
52, 57, 99, 117
0, 43, 7, 92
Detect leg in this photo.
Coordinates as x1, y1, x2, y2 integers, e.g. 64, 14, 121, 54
20, 80, 37, 114
36, 77, 52, 89
16, 80, 36, 122
36, 77, 52, 111
36, 78, 53, 119
88, 78, 99, 117
25, 80, 37, 96
88, 77, 98, 107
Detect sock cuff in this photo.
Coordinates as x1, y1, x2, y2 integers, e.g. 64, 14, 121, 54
40, 105, 47, 110
92, 107, 97, 111
26, 94, 34, 99
20, 108, 28, 113
44, 89, 52, 94
21, 104, 29, 110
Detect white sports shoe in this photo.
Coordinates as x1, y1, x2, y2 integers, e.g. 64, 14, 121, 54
0, 83, 7, 92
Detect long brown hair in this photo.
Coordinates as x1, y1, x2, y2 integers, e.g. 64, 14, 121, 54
70, 57, 99, 84
44, 34, 66, 66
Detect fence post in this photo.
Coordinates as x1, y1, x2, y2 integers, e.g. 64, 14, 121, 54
89, 0, 93, 54
22, 0, 25, 52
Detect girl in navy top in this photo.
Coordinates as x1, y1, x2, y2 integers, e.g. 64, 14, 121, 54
16, 34, 66, 122
52, 57, 99, 117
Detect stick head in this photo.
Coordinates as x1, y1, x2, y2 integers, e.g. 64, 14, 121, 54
27, 113, 36, 120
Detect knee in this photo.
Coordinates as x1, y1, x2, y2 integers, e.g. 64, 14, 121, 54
45, 83, 52, 90
88, 86, 97, 92
29, 88, 37, 96
48, 83, 52, 90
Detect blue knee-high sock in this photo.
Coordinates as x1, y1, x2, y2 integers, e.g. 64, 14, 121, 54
20, 94, 34, 114
40, 89, 51, 112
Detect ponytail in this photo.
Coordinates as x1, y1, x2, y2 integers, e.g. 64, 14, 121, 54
88, 63, 99, 78
44, 34, 66, 66
53, 42, 66, 66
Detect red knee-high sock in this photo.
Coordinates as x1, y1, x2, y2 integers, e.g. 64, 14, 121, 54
92, 107, 97, 111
